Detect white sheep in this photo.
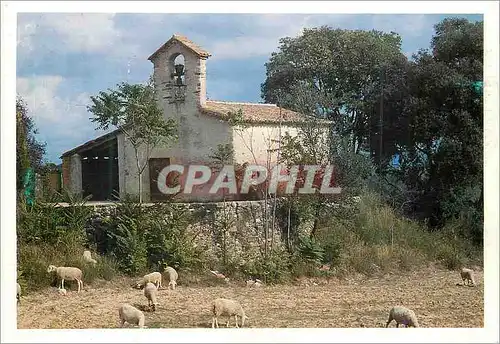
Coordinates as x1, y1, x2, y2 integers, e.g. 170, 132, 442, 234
47, 265, 83, 292
386, 306, 419, 328
82, 250, 97, 265
16, 283, 21, 304
164, 266, 178, 290
211, 298, 248, 328
460, 267, 476, 286
135, 271, 162, 289
118, 303, 146, 328
144, 282, 158, 311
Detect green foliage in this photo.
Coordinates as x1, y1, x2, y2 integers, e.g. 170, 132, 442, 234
92, 201, 203, 275
314, 192, 481, 276
16, 97, 46, 193
88, 79, 178, 203
17, 190, 92, 246
297, 236, 325, 263
18, 241, 118, 292
17, 192, 119, 292
263, 19, 484, 247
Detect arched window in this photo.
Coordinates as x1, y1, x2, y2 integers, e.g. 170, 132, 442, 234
170, 53, 185, 86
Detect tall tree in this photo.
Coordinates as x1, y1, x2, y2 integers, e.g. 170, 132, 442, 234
397, 18, 483, 242
88, 79, 178, 203
16, 97, 46, 192
261, 26, 409, 166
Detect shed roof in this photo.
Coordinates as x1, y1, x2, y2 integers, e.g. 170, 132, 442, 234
148, 34, 211, 61
60, 128, 121, 158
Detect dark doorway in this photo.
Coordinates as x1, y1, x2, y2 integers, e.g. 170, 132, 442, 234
81, 138, 119, 201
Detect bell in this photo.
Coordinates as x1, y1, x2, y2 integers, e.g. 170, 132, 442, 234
174, 64, 184, 76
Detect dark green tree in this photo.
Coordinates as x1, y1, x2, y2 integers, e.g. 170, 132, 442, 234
16, 97, 46, 192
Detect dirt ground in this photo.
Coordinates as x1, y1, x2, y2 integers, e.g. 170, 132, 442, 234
17, 267, 484, 329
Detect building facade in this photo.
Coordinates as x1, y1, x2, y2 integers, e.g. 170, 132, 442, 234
61, 35, 329, 202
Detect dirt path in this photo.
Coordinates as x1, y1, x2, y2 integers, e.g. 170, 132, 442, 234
17, 268, 483, 329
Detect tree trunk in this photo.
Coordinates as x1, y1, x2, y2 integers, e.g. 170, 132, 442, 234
138, 171, 143, 203
287, 203, 291, 252
310, 204, 321, 239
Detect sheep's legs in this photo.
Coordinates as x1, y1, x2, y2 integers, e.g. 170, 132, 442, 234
226, 318, 230, 327
61, 279, 65, 290
234, 315, 239, 328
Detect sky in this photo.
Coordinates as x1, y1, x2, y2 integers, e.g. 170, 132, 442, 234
16, 13, 483, 164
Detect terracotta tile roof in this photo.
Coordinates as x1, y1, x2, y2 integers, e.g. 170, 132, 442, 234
148, 34, 211, 61
200, 101, 329, 125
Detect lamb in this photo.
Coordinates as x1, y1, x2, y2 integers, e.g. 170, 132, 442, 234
460, 267, 476, 286
386, 306, 419, 328
211, 298, 248, 328
47, 265, 83, 292
82, 250, 97, 265
144, 282, 158, 312
164, 266, 178, 290
16, 283, 21, 304
118, 303, 146, 328
135, 271, 162, 289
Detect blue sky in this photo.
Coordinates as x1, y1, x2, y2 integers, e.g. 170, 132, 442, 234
16, 13, 483, 164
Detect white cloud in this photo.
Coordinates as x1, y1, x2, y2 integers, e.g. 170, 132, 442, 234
16, 75, 111, 160
207, 14, 313, 60
17, 13, 139, 57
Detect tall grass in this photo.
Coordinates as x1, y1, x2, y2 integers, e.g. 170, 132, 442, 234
316, 192, 483, 276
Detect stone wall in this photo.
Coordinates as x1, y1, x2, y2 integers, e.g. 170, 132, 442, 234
86, 199, 313, 269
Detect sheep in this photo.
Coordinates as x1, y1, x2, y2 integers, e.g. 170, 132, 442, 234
118, 303, 146, 328
16, 283, 21, 304
164, 266, 178, 290
211, 298, 248, 328
134, 272, 162, 289
47, 265, 83, 292
144, 282, 158, 312
82, 250, 97, 265
460, 267, 476, 286
386, 306, 419, 328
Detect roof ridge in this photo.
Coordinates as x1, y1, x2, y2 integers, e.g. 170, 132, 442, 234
207, 100, 277, 107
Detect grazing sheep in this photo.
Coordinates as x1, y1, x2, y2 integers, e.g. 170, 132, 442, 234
82, 250, 97, 265
135, 272, 162, 289
16, 283, 21, 304
47, 265, 83, 292
386, 306, 419, 328
144, 282, 158, 311
118, 303, 146, 328
164, 266, 178, 290
460, 267, 476, 286
211, 298, 248, 328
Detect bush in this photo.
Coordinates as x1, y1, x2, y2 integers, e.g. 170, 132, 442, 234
313, 191, 481, 276
17, 240, 119, 292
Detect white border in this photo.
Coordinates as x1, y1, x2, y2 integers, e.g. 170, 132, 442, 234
2, 1, 499, 343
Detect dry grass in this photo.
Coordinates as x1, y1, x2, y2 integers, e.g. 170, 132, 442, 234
17, 267, 483, 329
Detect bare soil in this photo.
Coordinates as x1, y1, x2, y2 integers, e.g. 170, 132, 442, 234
17, 267, 484, 329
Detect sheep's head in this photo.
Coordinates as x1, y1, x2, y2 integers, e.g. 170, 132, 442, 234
47, 265, 57, 273
132, 281, 143, 289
